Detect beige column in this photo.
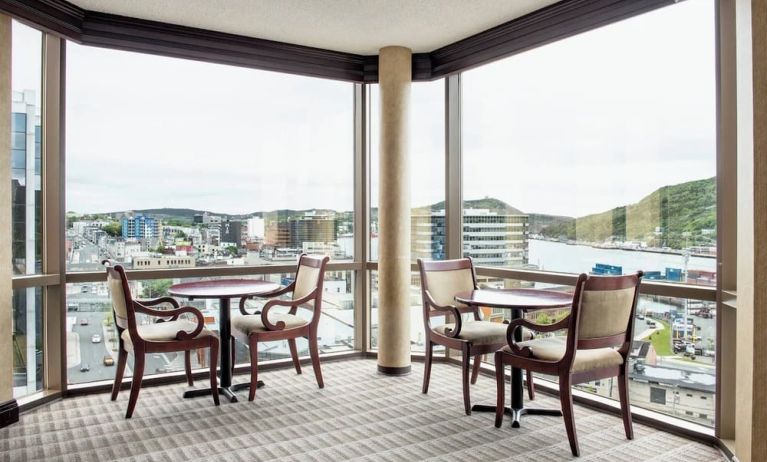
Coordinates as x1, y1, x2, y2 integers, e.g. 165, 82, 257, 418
0, 14, 13, 402
734, 1, 767, 460
377, 46, 412, 375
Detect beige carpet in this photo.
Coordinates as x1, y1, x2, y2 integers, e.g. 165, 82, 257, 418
0, 359, 725, 461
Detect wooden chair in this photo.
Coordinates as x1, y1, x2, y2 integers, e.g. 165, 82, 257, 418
418, 258, 534, 415
104, 261, 220, 418
494, 271, 643, 456
233, 254, 329, 401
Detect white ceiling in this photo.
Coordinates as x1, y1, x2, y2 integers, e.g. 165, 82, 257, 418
70, 0, 559, 55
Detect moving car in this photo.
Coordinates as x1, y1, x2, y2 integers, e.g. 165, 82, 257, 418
103, 356, 114, 366
91, 334, 101, 343
80, 318, 89, 326
80, 363, 90, 372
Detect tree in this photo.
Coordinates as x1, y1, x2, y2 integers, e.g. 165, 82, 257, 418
102, 222, 122, 237
226, 246, 239, 257
142, 279, 172, 299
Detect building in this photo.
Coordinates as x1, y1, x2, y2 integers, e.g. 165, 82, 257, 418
246, 216, 264, 239
220, 219, 243, 246
121, 214, 159, 239
288, 212, 337, 249
411, 208, 529, 267
132, 256, 195, 269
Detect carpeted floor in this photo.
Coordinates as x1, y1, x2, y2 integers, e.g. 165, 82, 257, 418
0, 359, 726, 461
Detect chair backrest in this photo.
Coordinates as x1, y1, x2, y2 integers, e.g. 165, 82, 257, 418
291, 254, 330, 321
417, 258, 478, 323
569, 271, 643, 352
103, 260, 135, 335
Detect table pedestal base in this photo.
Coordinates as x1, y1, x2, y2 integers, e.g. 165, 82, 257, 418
473, 404, 563, 428
182, 381, 265, 403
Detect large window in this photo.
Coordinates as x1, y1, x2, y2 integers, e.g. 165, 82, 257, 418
66, 44, 354, 272
10, 21, 44, 398
463, 0, 716, 285
464, 0, 716, 427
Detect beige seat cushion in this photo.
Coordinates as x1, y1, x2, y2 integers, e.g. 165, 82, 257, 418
231, 313, 308, 337
433, 321, 532, 345
502, 337, 623, 372
121, 320, 217, 351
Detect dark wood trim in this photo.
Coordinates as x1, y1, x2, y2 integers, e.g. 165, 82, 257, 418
0, 0, 82, 39
377, 364, 412, 376
1, 0, 678, 83
0, 399, 19, 428
428, 0, 677, 78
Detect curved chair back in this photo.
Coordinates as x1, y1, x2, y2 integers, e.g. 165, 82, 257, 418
418, 258, 478, 324
292, 254, 330, 323
569, 272, 643, 352
103, 260, 137, 341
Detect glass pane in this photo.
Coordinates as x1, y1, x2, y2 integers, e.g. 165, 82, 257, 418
12, 287, 44, 397
66, 44, 353, 272
462, 0, 716, 284
369, 80, 446, 261
67, 271, 354, 385
10, 21, 43, 275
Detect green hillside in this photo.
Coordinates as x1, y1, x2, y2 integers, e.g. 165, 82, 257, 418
423, 197, 524, 214
540, 177, 716, 249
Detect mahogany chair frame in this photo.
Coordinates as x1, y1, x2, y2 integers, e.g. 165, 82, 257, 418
494, 271, 643, 456
418, 257, 535, 416
236, 254, 330, 401
104, 261, 220, 418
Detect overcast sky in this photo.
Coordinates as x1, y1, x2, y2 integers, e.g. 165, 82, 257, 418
11, 0, 714, 218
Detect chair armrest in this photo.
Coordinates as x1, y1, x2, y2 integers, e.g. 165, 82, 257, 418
132, 301, 205, 340
423, 290, 462, 338
238, 284, 292, 315
505, 316, 570, 356
137, 296, 180, 309
259, 289, 318, 331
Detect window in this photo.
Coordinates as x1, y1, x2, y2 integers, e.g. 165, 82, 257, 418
66, 44, 354, 272
462, 0, 716, 282
650, 387, 667, 405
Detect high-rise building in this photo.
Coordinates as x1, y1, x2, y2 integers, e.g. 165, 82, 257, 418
220, 219, 243, 246
121, 214, 159, 239
411, 208, 529, 267
288, 213, 337, 248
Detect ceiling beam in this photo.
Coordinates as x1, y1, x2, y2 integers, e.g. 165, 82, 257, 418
0, 0, 679, 83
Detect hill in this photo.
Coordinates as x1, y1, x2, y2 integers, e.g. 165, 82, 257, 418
540, 177, 716, 248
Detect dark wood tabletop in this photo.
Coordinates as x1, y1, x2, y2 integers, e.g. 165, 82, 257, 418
168, 279, 281, 300
454, 288, 572, 310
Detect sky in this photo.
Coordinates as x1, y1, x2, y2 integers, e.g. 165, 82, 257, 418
11, 0, 715, 218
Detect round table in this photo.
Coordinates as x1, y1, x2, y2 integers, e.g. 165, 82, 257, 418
169, 279, 281, 402
454, 288, 572, 427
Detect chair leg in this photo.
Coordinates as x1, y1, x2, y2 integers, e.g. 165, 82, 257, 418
461, 344, 472, 415
184, 350, 194, 386
559, 374, 580, 457
288, 339, 302, 374
209, 340, 220, 406
248, 336, 259, 401
111, 348, 127, 401
422, 341, 433, 394
618, 368, 634, 440
494, 352, 505, 428
309, 333, 324, 389
471, 354, 482, 385
526, 369, 535, 401
126, 350, 145, 419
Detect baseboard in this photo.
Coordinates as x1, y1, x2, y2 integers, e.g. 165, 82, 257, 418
0, 399, 19, 428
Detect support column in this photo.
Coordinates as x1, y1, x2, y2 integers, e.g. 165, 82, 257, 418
376, 46, 411, 375
0, 14, 16, 415
734, 0, 767, 460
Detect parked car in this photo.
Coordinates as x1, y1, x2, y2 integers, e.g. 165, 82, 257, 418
646, 320, 657, 328
80, 318, 89, 326
684, 344, 696, 359
80, 363, 90, 372
91, 334, 101, 343
103, 356, 114, 366
636, 313, 645, 320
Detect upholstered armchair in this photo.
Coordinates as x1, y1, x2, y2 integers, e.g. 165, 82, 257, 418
104, 261, 220, 418
418, 257, 534, 415
233, 254, 329, 401
494, 271, 643, 456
